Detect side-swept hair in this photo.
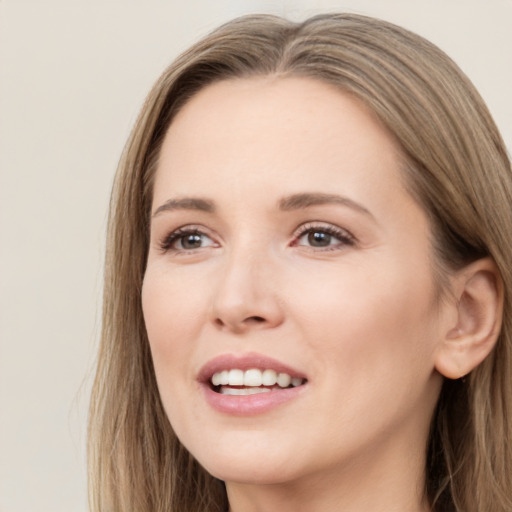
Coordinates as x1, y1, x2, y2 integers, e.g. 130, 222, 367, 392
88, 13, 512, 512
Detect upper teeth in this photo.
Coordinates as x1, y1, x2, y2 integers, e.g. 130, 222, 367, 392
211, 369, 303, 388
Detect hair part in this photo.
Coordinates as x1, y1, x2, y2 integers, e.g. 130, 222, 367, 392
88, 13, 512, 512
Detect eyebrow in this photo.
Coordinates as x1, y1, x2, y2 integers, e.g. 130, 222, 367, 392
152, 192, 373, 219
152, 197, 215, 217
278, 192, 374, 218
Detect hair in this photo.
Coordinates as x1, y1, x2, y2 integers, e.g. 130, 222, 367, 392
88, 13, 512, 512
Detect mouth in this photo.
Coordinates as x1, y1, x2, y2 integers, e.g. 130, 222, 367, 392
210, 368, 306, 395
198, 353, 308, 413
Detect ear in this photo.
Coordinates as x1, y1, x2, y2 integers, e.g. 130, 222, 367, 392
435, 258, 504, 380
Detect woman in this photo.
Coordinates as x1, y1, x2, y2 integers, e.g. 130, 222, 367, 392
88, 13, 512, 512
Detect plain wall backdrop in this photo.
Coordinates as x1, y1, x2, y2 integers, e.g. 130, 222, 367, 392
0, 1, 510, 511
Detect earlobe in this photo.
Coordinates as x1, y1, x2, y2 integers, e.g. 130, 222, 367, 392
435, 258, 503, 380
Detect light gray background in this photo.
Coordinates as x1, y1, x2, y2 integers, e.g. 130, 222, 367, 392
1, 1, 511, 511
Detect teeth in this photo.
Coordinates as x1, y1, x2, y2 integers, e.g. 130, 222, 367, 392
210, 368, 305, 389
277, 373, 291, 387
219, 370, 229, 385
211, 372, 222, 386
228, 369, 244, 386
262, 369, 277, 386
244, 369, 262, 386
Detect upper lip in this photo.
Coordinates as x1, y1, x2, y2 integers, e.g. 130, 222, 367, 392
198, 352, 307, 383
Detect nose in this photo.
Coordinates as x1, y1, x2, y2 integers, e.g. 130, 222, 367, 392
211, 251, 285, 334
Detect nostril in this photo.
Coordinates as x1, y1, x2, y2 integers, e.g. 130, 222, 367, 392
214, 315, 269, 332
248, 316, 265, 323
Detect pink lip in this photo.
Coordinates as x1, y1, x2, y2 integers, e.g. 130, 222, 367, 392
198, 352, 308, 416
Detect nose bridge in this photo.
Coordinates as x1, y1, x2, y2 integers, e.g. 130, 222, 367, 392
211, 238, 283, 332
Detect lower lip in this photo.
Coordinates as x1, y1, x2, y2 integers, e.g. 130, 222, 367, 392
202, 384, 306, 416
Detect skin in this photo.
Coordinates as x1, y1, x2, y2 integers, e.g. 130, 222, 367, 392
142, 76, 458, 512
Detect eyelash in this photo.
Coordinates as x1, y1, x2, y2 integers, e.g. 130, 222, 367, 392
157, 222, 355, 254
292, 222, 355, 250
158, 225, 214, 253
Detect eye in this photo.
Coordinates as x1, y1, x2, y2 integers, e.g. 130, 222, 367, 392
159, 227, 217, 252
293, 223, 355, 250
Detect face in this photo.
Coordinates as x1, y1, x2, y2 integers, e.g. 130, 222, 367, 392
142, 77, 446, 487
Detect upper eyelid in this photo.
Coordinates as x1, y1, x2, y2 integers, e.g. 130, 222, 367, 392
154, 220, 356, 251
293, 221, 355, 238
156, 223, 213, 239
156, 224, 217, 250
158, 221, 352, 236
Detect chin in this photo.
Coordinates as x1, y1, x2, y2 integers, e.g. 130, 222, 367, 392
202, 458, 298, 486
182, 431, 305, 486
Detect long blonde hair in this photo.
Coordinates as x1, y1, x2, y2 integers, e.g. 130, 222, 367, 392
88, 13, 512, 512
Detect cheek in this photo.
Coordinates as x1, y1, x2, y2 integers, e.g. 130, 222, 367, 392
291, 259, 439, 383
141, 268, 202, 383
141, 268, 208, 436
142, 263, 208, 340
286, 264, 441, 456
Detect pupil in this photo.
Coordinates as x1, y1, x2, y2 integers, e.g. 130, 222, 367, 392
183, 234, 202, 249
308, 231, 331, 247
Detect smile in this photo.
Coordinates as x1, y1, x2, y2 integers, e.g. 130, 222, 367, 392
211, 369, 305, 395
199, 353, 308, 414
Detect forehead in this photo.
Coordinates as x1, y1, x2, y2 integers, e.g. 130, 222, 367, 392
153, 76, 407, 214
